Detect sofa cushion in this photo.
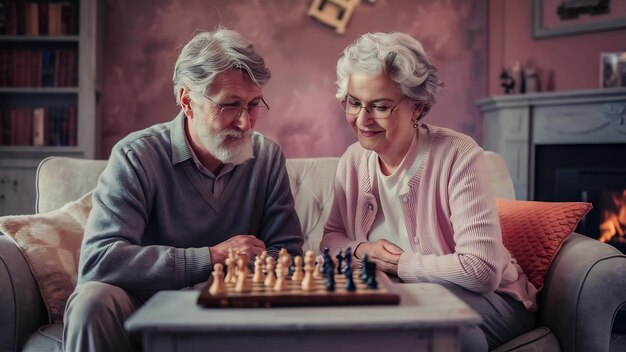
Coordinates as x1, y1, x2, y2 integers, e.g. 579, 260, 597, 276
0, 192, 92, 324
496, 198, 592, 291
21, 324, 63, 352
491, 327, 560, 352
285, 157, 338, 254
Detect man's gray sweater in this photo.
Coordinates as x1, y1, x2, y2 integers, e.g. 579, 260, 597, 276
78, 113, 303, 294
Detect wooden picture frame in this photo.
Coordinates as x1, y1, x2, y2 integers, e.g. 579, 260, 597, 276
533, 0, 626, 38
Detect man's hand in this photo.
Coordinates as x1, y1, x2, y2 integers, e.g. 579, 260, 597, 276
209, 235, 266, 264
354, 239, 403, 275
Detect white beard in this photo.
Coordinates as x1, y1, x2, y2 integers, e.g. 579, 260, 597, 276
198, 126, 254, 166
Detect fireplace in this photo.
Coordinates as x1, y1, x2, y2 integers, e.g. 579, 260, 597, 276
478, 88, 626, 333
534, 144, 626, 251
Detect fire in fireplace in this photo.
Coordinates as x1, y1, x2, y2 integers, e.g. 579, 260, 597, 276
535, 144, 626, 253
599, 190, 626, 244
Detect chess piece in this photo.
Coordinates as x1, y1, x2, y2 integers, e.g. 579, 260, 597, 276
301, 251, 316, 291
345, 266, 356, 292
292, 255, 304, 281
365, 261, 378, 289
238, 254, 250, 277
313, 255, 324, 279
228, 248, 240, 284
280, 254, 291, 277
359, 254, 369, 282
238, 250, 250, 274
322, 247, 334, 276
336, 249, 344, 274
264, 256, 276, 287
324, 264, 335, 292
235, 270, 251, 293
344, 247, 352, 271
322, 247, 330, 259
322, 247, 331, 266
252, 255, 265, 283
235, 257, 251, 293
225, 256, 236, 284
209, 263, 226, 295
278, 248, 288, 260
274, 261, 288, 291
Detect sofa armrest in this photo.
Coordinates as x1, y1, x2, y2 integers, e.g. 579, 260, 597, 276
0, 234, 48, 352
538, 232, 626, 352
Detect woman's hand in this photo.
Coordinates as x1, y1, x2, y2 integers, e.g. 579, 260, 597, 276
354, 239, 404, 274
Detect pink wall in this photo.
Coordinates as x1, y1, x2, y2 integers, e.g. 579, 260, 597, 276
99, 0, 487, 158
488, 0, 626, 96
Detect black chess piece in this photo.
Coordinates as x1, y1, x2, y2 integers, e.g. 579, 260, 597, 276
345, 247, 352, 269
336, 249, 344, 274
322, 247, 333, 274
324, 264, 335, 292
345, 266, 356, 291
360, 253, 369, 282
365, 261, 378, 289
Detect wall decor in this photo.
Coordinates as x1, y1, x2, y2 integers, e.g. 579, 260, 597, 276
533, 0, 626, 38
601, 51, 626, 88
308, 0, 361, 34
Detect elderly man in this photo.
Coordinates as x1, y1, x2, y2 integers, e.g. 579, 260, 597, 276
63, 27, 303, 351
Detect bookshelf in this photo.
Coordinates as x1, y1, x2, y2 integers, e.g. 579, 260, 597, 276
0, 0, 100, 215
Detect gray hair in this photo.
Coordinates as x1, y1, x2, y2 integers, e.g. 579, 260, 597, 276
335, 32, 444, 120
173, 27, 271, 105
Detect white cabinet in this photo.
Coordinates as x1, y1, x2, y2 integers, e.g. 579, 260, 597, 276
0, 159, 38, 215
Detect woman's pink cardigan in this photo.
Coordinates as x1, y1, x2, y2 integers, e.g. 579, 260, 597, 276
321, 125, 538, 310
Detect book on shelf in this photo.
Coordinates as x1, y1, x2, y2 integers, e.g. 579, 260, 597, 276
0, 106, 76, 146
32, 107, 45, 146
0, 1, 78, 36
0, 48, 77, 87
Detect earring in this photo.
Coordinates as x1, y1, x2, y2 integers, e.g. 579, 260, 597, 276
413, 118, 419, 129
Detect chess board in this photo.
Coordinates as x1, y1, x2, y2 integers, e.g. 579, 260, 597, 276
196, 270, 400, 308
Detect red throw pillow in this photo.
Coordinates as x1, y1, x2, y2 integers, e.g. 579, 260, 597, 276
496, 198, 592, 291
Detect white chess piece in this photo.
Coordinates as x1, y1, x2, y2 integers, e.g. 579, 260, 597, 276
274, 261, 288, 291
238, 253, 250, 277
227, 248, 239, 284
235, 258, 251, 293
301, 250, 316, 291
252, 255, 265, 283
280, 255, 291, 277
209, 263, 226, 295
225, 257, 236, 284
313, 255, 324, 279
291, 255, 304, 281
264, 257, 276, 287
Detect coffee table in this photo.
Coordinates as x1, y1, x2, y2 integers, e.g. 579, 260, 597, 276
125, 282, 481, 352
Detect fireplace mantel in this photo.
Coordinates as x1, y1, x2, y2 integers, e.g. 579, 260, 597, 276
477, 87, 626, 200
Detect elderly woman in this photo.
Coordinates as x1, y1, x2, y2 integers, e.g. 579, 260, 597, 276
320, 32, 538, 351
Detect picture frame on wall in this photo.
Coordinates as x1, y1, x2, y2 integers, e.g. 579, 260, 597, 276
533, 0, 626, 39
600, 52, 626, 88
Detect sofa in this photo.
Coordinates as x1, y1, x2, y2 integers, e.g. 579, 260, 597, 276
1, 152, 626, 352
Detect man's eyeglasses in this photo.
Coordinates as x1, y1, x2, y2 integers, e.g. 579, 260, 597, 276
340, 96, 404, 119
204, 95, 270, 122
